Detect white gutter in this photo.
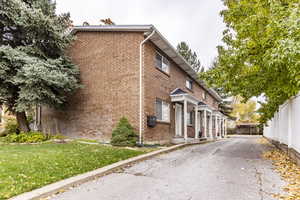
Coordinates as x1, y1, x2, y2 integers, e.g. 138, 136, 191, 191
71, 25, 153, 34
71, 25, 222, 102
139, 29, 156, 145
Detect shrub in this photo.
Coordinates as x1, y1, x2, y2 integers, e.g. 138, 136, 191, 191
5, 131, 48, 143
111, 117, 138, 147
0, 117, 19, 137
51, 134, 66, 140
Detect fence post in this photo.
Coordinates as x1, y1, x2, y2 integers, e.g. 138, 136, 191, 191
288, 99, 292, 148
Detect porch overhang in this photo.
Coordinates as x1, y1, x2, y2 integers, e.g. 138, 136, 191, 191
213, 110, 222, 117
198, 102, 213, 112
170, 88, 199, 105
171, 94, 199, 105
221, 113, 228, 119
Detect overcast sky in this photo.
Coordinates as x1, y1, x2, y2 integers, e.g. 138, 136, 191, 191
56, 0, 226, 69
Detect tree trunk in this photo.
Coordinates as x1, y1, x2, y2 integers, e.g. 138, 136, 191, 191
16, 111, 30, 133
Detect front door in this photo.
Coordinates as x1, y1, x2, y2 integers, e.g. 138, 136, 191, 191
197, 111, 201, 138
175, 104, 182, 137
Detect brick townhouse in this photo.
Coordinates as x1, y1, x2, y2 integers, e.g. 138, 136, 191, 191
38, 25, 228, 144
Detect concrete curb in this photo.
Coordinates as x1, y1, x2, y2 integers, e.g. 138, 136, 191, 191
264, 137, 300, 166
10, 142, 208, 200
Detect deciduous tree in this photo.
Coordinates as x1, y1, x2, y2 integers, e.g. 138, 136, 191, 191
200, 0, 300, 123
231, 96, 259, 123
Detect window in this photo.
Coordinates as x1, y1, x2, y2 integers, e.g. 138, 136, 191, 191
155, 99, 170, 122
202, 92, 207, 100
155, 52, 169, 74
186, 79, 193, 90
187, 111, 194, 126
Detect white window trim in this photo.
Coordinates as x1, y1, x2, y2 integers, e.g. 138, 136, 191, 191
155, 99, 170, 123
186, 79, 193, 90
202, 92, 207, 100
155, 51, 170, 74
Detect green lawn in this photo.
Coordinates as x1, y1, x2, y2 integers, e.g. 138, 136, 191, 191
0, 142, 145, 199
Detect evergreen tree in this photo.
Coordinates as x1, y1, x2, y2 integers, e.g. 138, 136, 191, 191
82, 21, 90, 26
0, 0, 81, 132
177, 42, 204, 73
100, 18, 115, 25
111, 117, 138, 147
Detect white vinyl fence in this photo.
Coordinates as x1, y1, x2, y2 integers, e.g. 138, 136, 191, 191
264, 93, 300, 154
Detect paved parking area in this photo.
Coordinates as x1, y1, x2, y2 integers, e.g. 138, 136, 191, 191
51, 136, 285, 200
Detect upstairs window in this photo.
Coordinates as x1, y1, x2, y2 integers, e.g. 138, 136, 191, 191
155, 52, 170, 74
202, 92, 207, 100
155, 99, 170, 122
186, 79, 193, 90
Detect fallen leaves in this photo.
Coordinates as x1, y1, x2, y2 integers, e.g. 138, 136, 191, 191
263, 149, 300, 200
257, 137, 272, 146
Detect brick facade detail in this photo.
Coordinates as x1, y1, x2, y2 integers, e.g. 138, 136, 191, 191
40, 31, 220, 144
143, 42, 218, 144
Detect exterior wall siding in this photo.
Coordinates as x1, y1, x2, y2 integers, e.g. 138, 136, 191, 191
143, 41, 219, 144
40, 31, 220, 144
41, 31, 143, 142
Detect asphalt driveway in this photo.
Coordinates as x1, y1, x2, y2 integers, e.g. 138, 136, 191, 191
51, 136, 285, 200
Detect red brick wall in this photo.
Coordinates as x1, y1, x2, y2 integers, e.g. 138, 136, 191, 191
143, 41, 219, 144
41, 31, 144, 142
40, 31, 220, 144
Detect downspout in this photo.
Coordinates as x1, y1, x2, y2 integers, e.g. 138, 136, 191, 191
139, 29, 156, 145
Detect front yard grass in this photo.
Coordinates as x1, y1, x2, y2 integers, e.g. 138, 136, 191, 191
0, 142, 145, 199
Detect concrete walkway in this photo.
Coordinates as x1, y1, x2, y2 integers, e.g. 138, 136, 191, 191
50, 136, 285, 200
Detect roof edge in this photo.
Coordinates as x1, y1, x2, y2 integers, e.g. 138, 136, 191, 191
70, 24, 222, 102
71, 25, 153, 34
149, 26, 222, 102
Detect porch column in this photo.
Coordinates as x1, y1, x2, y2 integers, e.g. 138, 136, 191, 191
221, 118, 223, 137
218, 116, 221, 138
223, 118, 226, 137
219, 117, 221, 138
209, 112, 213, 139
215, 115, 219, 138
220, 117, 222, 138
183, 99, 188, 142
204, 110, 207, 138
194, 106, 198, 139
225, 119, 227, 137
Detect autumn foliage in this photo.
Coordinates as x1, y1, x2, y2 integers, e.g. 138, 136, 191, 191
263, 150, 300, 200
